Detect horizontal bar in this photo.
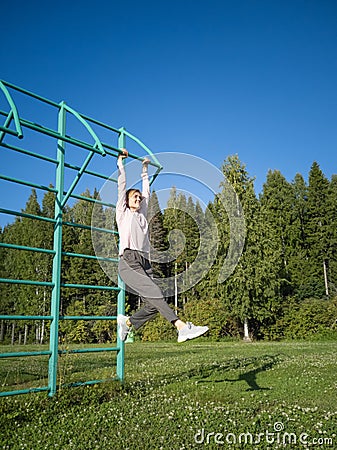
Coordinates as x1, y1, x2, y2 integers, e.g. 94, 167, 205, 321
1, 82, 120, 135
61, 283, 119, 291
60, 315, 117, 320
62, 251, 118, 262
1, 83, 163, 170
1, 80, 60, 107
100, 144, 132, 159
0, 114, 161, 173
0, 141, 159, 191
122, 129, 163, 169
67, 192, 115, 208
87, 139, 162, 169
0, 315, 115, 321
0, 350, 51, 358
64, 161, 117, 183
80, 112, 121, 134
0, 242, 55, 255
2, 152, 115, 186
59, 347, 119, 354
0, 174, 57, 193
0, 215, 116, 237
0, 140, 58, 164
0, 139, 116, 183
0, 208, 56, 223
0, 139, 115, 183
0, 278, 54, 287
0, 109, 12, 118
0, 125, 20, 138
61, 377, 118, 389
64, 135, 120, 156
0, 315, 53, 320
103, 146, 160, 168
62, 221, 118, 235
19, 118, 108, 157
0, 386, 49, 397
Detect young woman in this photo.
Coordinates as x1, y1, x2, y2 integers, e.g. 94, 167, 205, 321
116, 149, 208, 343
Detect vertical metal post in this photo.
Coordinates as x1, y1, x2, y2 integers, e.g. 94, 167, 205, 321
116, 128, 126, 382
48, 102, 66, 396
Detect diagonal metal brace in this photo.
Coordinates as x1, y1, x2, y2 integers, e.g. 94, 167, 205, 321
61, 148, 96, 208
58, 102, 106, 208
0, 110, 14, 144
61, 102, 106, 156
0, 80, 23, 139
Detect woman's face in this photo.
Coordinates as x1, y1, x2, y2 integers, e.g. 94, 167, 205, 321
128, 191, 142, 211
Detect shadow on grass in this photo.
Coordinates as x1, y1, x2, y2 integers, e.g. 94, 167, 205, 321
124, 353, 286, 395
184, 354, 284, 391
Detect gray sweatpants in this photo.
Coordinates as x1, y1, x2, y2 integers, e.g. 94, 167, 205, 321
118, 249, 179, 330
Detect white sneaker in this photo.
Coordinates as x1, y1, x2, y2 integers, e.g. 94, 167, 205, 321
117, 314, 131, 342
177, 322, 209, 343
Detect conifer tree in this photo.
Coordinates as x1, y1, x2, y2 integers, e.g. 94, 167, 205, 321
219, 156, 281, 339
259, 170, 295, 297
163, 189, 203, 306
163, 187, 181, 303
148, 190, 168, 278
307, 162, 331, 297
184, 199, 211, 303
328, 175, 337, 295
289, 173, 311, 299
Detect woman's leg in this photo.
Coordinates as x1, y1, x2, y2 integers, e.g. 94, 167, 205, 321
119, 250, 179, 329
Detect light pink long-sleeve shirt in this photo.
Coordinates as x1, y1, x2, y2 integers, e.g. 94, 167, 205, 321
116, 160, 150, 256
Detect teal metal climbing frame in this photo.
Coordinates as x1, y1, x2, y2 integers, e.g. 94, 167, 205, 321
0, 80, 162, 397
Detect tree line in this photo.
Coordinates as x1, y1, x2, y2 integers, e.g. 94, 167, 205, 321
1, 155, 337, 343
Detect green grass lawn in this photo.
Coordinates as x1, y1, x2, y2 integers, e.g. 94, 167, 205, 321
1, 340, 337, 449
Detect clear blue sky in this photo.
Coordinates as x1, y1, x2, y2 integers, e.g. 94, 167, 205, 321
1, 0, 337, 228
